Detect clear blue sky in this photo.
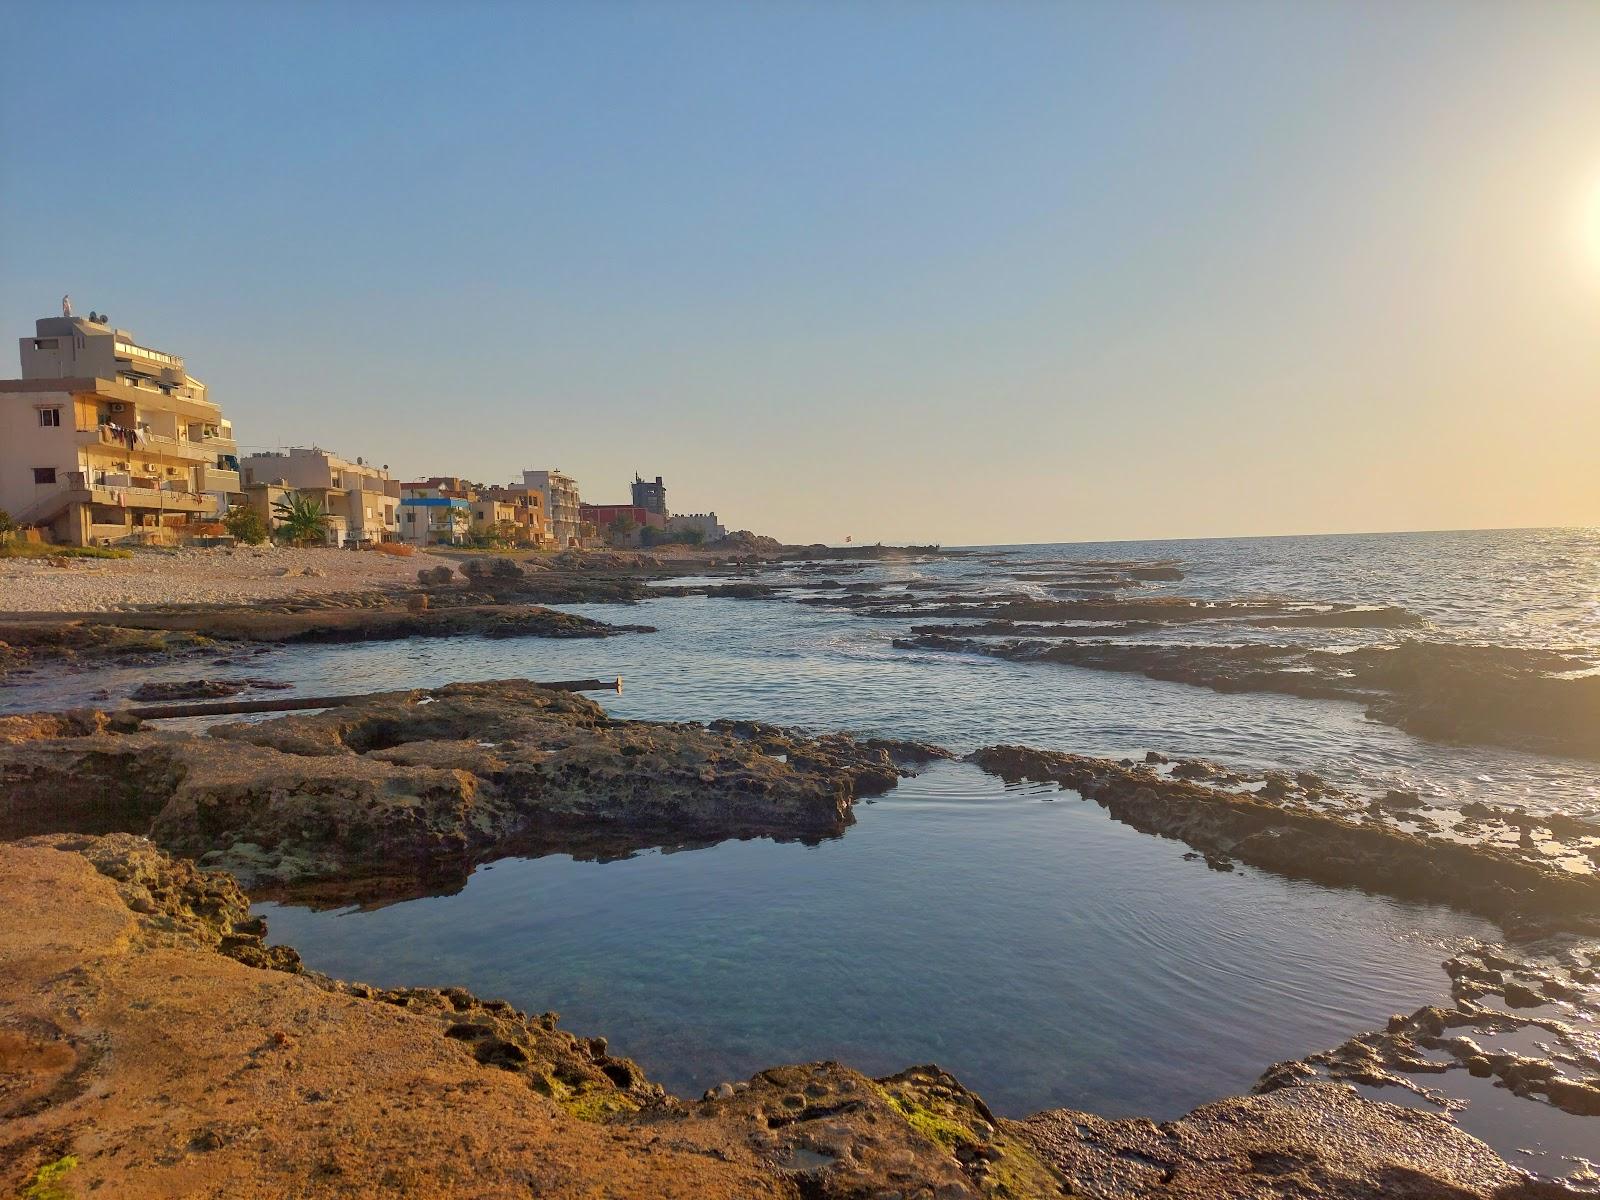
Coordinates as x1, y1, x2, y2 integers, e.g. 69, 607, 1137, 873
3, 1, 1597, 544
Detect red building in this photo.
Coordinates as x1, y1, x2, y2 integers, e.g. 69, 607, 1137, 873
581, 504, 664, 529
580, 503, 664, 546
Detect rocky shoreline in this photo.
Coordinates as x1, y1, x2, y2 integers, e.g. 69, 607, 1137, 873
902, 634, 1600, 763
2, 680, 1597, 1193
1, 831, 1565, 1199
0, 556, 671, 683
0, 682, 947, 905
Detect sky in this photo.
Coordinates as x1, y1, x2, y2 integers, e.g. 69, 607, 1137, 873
2, 1, 1597, 546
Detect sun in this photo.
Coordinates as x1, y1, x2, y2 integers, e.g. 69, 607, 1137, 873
1584, 172, 1600, 272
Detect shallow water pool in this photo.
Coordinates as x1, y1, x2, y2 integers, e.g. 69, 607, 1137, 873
258, 761, 1494, 1121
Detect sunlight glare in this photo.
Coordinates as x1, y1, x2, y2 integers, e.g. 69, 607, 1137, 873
1584, 171, 1600, 274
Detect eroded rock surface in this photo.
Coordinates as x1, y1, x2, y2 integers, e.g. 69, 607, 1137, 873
968, 745, 1600, 935
0, 681, 938, 903
907, 635, 1600, 761
0, 835, 785, 1200
1, 835, 1553, 1199
1261, 939, 1600, 1121
1013, 1084, 1551, 1198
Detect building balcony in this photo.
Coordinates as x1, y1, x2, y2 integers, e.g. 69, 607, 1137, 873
90, 485, 217, 513
195, 467, 242, 493
51, 472, 220, 514
78, 425, 219, 464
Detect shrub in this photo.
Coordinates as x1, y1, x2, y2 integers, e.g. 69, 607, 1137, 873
374, 541, 414, 556
223, 506, 270, 545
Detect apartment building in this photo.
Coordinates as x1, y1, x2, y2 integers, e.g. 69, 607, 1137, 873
0, 311, 242, 545
479, 484, 550, 546
523, 469, 582, 547
239, 447, 401, 545
398, 481, 471, 546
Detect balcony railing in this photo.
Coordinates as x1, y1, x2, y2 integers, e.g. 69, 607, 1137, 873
79, 425, 218, 463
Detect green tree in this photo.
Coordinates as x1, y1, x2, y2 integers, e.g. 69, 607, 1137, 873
271, 493, 330, 545
223, 505, 269, 545
0, 509, 14, 545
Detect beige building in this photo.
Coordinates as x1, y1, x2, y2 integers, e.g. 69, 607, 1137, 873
476, 485, 549, 546
240, 447, 400, 545
476, 483, 547, 550
0, 311, 242, 545
522, 468, 581, 547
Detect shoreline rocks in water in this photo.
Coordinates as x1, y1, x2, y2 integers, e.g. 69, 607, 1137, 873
0, 832, 1552, 1199
904, 634, 1600, 762
128, 677, 293, 702
0, 601, 654, 684
816, 593, 1429, 629
1258, 939, 1600, 1121
0, 681, 945, 905
966, 744, 1600, 937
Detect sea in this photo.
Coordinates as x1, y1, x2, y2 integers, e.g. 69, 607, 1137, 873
7, 527, 1598, 1181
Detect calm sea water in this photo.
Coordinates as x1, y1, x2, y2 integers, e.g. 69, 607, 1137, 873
12, 527, 1597, 813
9, 528, 1598, 1174
259, 761, 1495, 1121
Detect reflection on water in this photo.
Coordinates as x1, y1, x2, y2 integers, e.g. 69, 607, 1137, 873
8, 529, 1594, 1176
259, 762, 1495, 1122
11, 586, 1595, 816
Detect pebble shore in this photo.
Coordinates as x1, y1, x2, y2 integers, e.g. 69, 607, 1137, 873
0, 545, 459, 613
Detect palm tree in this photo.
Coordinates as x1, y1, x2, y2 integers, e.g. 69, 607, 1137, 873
271, 492, 330, 546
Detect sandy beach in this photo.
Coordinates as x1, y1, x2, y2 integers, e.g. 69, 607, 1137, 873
0, 545, 460, 613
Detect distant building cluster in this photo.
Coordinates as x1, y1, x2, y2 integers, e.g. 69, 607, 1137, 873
0, 305, 736, 550
580, 475, 726, 549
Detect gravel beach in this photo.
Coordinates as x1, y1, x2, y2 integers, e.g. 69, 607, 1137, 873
0, 545, 459, 613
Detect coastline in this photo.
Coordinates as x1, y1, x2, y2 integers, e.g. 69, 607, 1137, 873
0, 781, 1565, 1199
3, 540, 1597, 1195
3, 677, 1597, 1194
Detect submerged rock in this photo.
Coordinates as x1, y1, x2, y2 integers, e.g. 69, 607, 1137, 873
128, 677, 292, 702
906, 634, 1600, 761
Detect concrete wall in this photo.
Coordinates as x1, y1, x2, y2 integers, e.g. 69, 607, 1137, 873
0, 387, 81, 521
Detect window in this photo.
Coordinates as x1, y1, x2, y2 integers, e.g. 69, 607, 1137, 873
32, 338, 59, 350
406, 512, 415, 525
37, 408, 61, 427
33, 467, 57, 484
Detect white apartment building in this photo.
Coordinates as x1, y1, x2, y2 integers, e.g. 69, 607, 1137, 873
522, 468, 582, 547
0, 310, 242, 545
240, 447, 401, 545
